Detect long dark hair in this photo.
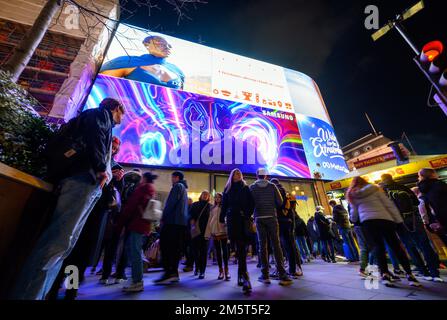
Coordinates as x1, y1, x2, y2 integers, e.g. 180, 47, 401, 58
224, 168, 247, 193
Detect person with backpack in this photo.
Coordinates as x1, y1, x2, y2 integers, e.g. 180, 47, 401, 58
10, 98, 125, 300
347, 177, 421, 287
314, 206, 336, 263
270, 179, 302, 278
115, 172, 157, 292
306, 216, 320, 259
250, 169, 293, 286
329, 200, 359, 262
381, 174, 441, 281
154, 171, 189, 285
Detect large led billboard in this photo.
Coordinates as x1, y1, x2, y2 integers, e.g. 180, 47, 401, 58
84, 23, 348, 180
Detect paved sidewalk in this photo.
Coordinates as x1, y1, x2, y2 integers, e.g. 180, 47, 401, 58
73, 259, 447, 300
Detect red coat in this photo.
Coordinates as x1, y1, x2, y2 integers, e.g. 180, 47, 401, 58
117, 182, 155, 235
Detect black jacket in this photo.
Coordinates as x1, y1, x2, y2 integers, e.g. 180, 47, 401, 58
315, 211, 332, 241
220, 181, 254, 241
294, 214, 308, 237
307, 216, 320, 241
418, 178, 447, 228
332, 205, 351, 229
70, 107, 114, 181
189, 200, 211, 236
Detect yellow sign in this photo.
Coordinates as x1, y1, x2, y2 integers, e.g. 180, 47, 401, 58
325, 155, 447, 191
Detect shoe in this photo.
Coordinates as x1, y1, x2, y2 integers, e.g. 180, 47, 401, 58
389, 273, 402, 282
381, 274, 394, 287
194, 269, 199, 276
242, 278, 252, 293
198, 273, 205, 279
289, 272, 301, 279
237, 275, 244, 286
122, 281, 144, 293
114, 277, 127, 284
423, 276, 434, 281
331, 259, 337, 263
433, 277, 444, 283
279, 276, 293, 286
258, 275, 271, 284
359, 270, 368, 279
99, 278, 112, 285
183, 266, 193, 272
153, 273, 179, 285
224, 271, 231, 281
407, 274, 422, 287
218, 270, 224, 280
269, 271, 279, 280
392, 269, 406, 277
95, 269, 103, 276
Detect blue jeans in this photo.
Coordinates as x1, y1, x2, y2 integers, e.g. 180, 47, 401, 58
354, 226, 372, 271
126, 231, 144, 283
339, 227, 359, 261
11, 173, 102, 300
397, 225, 429, 275
296, 236, 310, 260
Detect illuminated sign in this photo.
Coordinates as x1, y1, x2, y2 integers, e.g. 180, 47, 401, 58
84, 23, 349, 180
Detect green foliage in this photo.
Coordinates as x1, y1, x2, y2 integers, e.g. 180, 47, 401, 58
0, 70, 56, 178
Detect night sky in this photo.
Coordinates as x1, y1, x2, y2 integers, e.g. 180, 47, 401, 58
121, 0, 446, 154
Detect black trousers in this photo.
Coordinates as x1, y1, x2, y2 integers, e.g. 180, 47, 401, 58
101, 230, 128, 279
213, 238, 229, 270
362, 219, 412, 275
234, 239, 248, 276
160, 224, 186, 276
279, 221, 297, 274
192, 235, 209, 274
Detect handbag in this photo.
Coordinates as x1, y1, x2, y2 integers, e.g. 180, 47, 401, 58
143, 199, 162, 221
191, 204, 208, 239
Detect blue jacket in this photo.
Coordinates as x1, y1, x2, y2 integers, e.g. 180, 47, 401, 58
162, 180, 189, 226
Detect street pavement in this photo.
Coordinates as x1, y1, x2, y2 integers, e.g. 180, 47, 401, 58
72, 257, 447, 300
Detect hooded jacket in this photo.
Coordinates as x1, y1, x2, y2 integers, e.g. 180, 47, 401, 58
331, 205, 351, 229
162, 180, 189, 226
349, 184, 403, 224
418, 178, 447, 228
249, 179, 283, 219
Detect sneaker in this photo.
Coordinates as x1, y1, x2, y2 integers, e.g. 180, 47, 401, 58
99, 278, 112, 285
423, 276, 434, 281
381, 274, 394, 287
183, 266, 193, 272
359, 270, 368, 279
393, 269, 406, 277
122, 281, 144, 293
407, 274, 422, 287
389, 273, 402, 282
289, 272, 301, 279
279, 276, 293, 286
114, 277, 127, 284
269, 271, 279, 280
153, 273, 179, 285
258, 275, 271, 284
198, 274, 205, 279
433, 277, 445, 283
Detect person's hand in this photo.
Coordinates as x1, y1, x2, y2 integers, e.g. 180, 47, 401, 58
96, 171, 108, 188
112, 168, 124, 181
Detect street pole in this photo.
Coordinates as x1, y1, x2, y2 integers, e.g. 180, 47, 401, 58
393, 21, 420, 55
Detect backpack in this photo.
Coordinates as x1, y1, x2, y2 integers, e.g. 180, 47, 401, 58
121, 172, 142, 204
387, 190, 415, 214
44, 114, 87, 182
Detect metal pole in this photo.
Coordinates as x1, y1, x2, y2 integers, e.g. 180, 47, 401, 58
394, 22, 420, 56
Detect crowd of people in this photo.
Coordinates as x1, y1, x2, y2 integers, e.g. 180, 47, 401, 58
8, 98, 447, 300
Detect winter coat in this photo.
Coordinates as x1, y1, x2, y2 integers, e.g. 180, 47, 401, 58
116, 182, 155, 235
189, 200, 211, 237
69, 107, 114, 183
162, 180, 189, 226
205, 205, 227, 240
294, 214, 308, 237
331, 205, 351, 229
249, 180, 283, 219
220, 181, 254, 241
349, 184, 403, 224
307, 216, 320, 242
315, 211, 333, 241
418, 178, 447, 228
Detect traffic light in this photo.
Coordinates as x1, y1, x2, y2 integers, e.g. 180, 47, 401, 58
415, 40, 447, 104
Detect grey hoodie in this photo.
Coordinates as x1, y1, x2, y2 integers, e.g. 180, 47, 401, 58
349, 184, 403, 224
249, 179, 283, 219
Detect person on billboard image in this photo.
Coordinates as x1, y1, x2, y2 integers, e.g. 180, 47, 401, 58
100, 35, 185, 89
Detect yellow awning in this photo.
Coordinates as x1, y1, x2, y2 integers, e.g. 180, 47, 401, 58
325, 154, 447, 191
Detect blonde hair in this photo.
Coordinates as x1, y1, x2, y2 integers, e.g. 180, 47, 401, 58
346, 176, 369, 203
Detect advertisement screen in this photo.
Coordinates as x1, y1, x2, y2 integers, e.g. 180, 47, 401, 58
84, 23, 348, 180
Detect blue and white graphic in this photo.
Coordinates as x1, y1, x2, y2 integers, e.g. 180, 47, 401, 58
297, 115, 349, 181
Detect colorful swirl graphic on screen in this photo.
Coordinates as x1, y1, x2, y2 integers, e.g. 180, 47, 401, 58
85, 75, 311, 178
